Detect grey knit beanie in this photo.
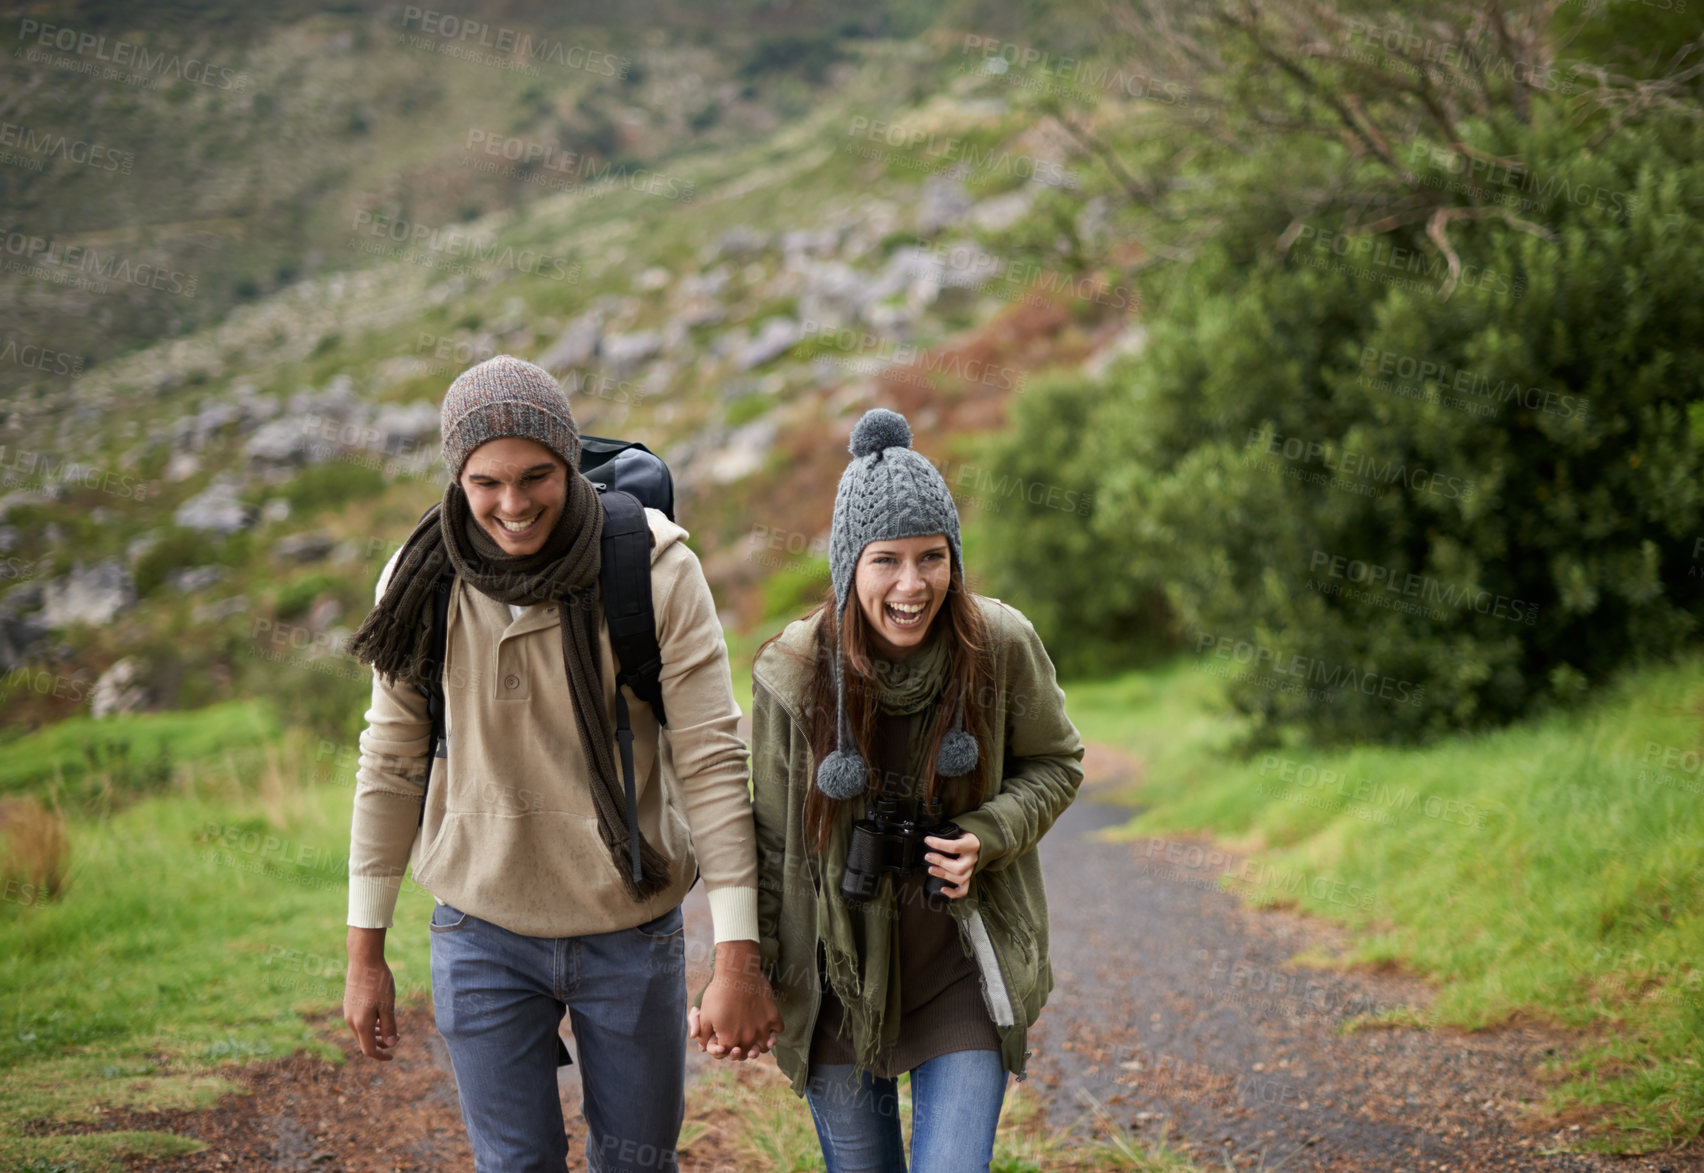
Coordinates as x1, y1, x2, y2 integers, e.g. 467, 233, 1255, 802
816, 408, 979, 801
441, 354, 581, 479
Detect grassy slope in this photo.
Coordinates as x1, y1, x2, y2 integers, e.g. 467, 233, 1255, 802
1069, 654, 1704, 1152
0, 713, 447, 1170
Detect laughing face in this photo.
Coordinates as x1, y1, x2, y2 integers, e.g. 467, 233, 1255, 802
852, 533, 952, 662
458, 435, 568, 556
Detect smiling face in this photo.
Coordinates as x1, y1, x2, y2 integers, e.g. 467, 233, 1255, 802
852, 533, 952, 661
457, 435, 568, 556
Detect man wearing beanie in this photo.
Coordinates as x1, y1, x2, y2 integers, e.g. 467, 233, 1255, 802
343, 355, 781, 1172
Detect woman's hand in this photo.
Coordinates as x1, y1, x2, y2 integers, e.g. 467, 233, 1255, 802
924, 830, 981, 899
689, 940, 783, 1061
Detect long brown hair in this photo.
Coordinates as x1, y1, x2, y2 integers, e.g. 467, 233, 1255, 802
759, 560, 997, 854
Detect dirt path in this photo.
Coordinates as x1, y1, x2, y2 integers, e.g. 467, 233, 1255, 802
1028, 745, 1702, 1172
39, 744, 1701, 1171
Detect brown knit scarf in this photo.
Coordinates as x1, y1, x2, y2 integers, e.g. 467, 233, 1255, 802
347, 472, 673, 901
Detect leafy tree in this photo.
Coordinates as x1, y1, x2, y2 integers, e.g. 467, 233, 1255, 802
983, 0, 1704, 740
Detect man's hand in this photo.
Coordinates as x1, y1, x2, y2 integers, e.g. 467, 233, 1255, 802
924, 830, 982, 899
689, 940, 782, 1062
343, 926, 399, 1061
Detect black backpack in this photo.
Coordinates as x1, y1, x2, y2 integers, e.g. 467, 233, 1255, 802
417, 436, 676, 891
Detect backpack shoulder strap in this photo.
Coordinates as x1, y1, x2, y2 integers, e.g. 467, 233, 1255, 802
417, 565, 454, 825
598, 487, 667, 727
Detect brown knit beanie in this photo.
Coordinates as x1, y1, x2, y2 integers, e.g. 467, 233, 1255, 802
440, 354, 581, 480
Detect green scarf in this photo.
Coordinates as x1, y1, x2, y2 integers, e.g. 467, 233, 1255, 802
815, 630, 952, 1074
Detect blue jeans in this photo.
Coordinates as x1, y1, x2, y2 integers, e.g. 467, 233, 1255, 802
429, 900, 687, 1173
805, 1050, 1007, 1173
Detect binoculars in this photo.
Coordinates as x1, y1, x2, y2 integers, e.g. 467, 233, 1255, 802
840, 795, 963, 904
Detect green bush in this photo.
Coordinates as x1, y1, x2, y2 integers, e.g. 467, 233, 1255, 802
988, 107, 1704, 741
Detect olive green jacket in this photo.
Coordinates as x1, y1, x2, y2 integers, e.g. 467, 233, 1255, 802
749, 596, 1084, 1093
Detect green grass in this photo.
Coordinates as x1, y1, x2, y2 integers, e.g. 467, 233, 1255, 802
0, 725, 435, 1170
0, 701, 284, 813
1070, 654, 1704, 1153
684, 1063, 1204, 1172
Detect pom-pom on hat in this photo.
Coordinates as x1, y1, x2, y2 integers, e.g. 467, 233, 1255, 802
815, 408, 978, 801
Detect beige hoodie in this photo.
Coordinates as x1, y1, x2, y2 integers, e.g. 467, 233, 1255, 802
347, 507, 758, 941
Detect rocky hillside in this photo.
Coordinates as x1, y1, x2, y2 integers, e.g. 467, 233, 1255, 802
0, 13, 1150, 738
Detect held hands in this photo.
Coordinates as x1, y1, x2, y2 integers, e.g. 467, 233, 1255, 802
689, 940, 783, 1062
924, 830, 982, 899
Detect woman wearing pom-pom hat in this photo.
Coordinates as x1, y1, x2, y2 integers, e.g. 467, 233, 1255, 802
697, 407, 1084, 1171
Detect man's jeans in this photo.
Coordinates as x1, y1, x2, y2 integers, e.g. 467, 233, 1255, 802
804, 1049, 1007, 1173
429, 900, 687, 1173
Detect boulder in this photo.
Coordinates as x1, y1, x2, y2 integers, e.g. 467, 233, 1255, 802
244, 418, 315, 465
714, 226, 769, 261
165, 451, 202, 482
40, 559, 136, 628
600, 330, 664, 375
370, 402, 440, 456
735, 318, 804, 371
916, 179, 974, 234
165, 566, 228, 593
537, 310, 603, 372
90, 656, 153, 719
702, 420, 778, 485
174, 476, 252, 534
273, 531, 337, 563
970, 188, 1036, 232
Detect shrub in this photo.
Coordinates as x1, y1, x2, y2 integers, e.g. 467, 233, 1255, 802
984, 49, 1704, 739
0, 795, 70, 904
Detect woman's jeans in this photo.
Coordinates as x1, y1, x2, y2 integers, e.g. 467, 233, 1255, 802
429, 900, 687, 1173
805, 1049, 1008, 1173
